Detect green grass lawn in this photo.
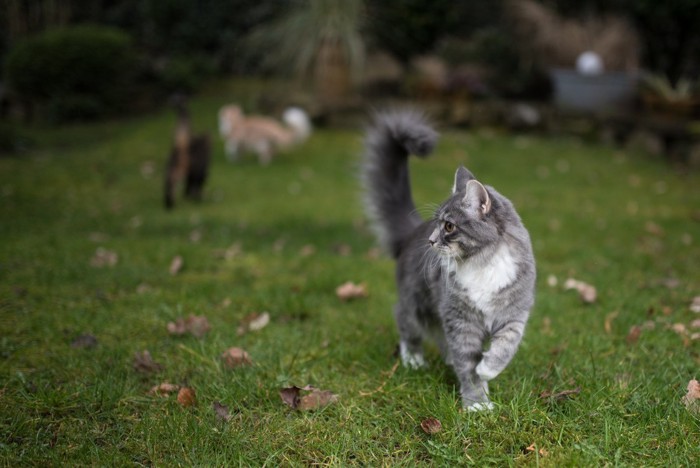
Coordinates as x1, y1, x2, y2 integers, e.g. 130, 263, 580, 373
1, 82, 699, 465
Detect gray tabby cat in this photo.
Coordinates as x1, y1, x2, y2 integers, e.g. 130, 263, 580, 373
362, 111, 536, 411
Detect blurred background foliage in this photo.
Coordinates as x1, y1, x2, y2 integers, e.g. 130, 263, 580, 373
1, 0, 699, 123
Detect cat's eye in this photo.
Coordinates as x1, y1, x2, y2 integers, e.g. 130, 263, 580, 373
444, 221, 455, 233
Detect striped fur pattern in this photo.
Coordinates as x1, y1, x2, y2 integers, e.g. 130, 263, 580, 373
362, 111, 535, 410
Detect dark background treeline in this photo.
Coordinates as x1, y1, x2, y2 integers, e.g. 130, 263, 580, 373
1, 0, 699, 123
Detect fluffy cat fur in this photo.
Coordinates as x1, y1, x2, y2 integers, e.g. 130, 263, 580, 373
164, 96, 210, 209
362, 110, 536, 411
218, 104, 311, 165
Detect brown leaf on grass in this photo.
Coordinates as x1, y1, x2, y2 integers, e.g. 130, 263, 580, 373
149, 382, 179, 396
298, 388, 338, 410
167, 315, 211, 338
279, 386, 301, 409
670, 323, 691, 347
682, 379, 700, 413
177, 387, 197, 407
420, 417, 442, 434
132, 350, 163, 375
221, 347, 252, 368
626, 325, 642, 345
335, 281, 368, 301
236, 312, 270, 336
604, 311, 619, 334
169, 255, 183, 275
71, 334, 98, 349
691, 296, 700, 313
213, 401, 232, 422
365, 247, 381, 260
189, 229, 202, 243
539, 387, 581, 402
644, 221, 664, 236
299, 244, 316, 257
280, 385, 338, 411
88, 232, 109, 243
541, 316, 552, 336
564, 278, 597, 303
691, 319, 700, 329
524, 443, 549, 457
90, 247, 118, 268
332, 243, 352, 256
140, 160, 156, 178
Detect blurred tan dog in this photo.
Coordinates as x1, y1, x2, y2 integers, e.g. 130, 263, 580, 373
218, 104, 311, 165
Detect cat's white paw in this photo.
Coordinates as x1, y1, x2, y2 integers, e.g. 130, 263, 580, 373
400, 342, 426, 369
475, 361, 499, 381
466, 401, 494, 412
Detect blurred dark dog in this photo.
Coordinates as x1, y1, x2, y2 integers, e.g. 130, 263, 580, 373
164, 95, 210, 209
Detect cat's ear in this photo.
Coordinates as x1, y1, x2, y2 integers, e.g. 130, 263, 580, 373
463, 180, 491, 217
452, 166, 475, 194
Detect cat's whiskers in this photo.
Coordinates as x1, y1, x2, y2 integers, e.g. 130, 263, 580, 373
413, 203, 440, 219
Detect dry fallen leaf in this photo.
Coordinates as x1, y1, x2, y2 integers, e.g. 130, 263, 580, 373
525, 443, 549, 457
604, 311, 619, 334
420, 417, 442, 434
221, 347, 252, 368
626, 325, 642, 345
71, 334, 98, 349
644, 221, 664, 236
279, 386, 301, 409
691, 297, 700, 313
671, 323, 688, 335
682, 379, 700, 413
189, 229, 202, 243
298, 388, 338, 411
541, 316, 552, 336
177, 387, 197, 407
299, 244, 316, 257
213, 401, 232, 422
149, 382, 179, 396
132, 350, 163, 375
333, 244, 352, 256
280, 385, 338, 411
169, 255, 184, 275
90, 247, 118, 268
365, 247, 381, 260
237, 312, 270, 336
335, 281, 368, 301
167, 315, 211, 338
564, 278, 597, 303
88, 232, 109, 243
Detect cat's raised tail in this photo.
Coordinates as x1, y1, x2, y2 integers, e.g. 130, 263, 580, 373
362, 111, 438, 258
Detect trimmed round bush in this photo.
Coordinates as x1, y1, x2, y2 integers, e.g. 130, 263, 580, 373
5, 25, 138, 122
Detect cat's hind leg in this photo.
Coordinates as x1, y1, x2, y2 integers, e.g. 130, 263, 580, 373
395, 303, 427, 369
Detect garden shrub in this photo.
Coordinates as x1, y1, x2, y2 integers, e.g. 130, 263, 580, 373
4, 25, 138, 122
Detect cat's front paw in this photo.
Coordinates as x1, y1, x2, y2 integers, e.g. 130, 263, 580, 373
465, 401, 494, 412
400, 342, 427, 369
475, 361, 499, 381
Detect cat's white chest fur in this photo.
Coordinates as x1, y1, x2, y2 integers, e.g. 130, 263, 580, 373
452, 243, 518, 328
